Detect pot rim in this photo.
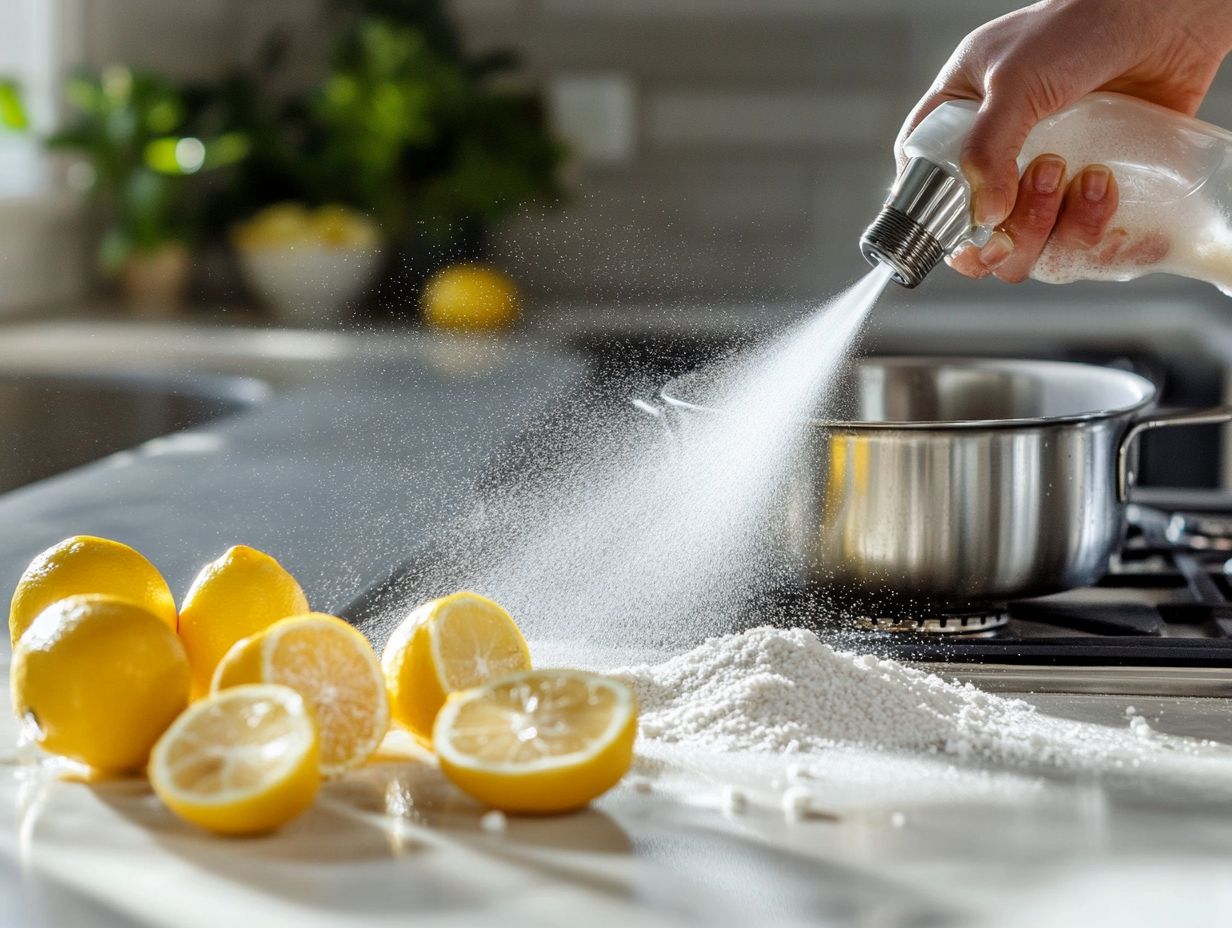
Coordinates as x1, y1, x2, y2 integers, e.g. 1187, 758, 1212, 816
659, 355, 1159, 430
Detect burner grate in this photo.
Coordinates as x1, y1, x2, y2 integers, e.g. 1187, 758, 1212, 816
856, 611, 1008, 635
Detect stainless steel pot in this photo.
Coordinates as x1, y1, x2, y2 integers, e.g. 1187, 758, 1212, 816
654, 357, 1232, 613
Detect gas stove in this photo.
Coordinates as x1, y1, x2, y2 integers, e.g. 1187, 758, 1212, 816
814, 497, 1232, 696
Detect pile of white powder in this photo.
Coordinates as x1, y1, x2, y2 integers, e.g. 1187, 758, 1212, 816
611, 626, 1232, 784
612, 626, 1038, 761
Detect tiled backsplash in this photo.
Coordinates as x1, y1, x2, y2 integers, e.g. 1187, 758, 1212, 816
63, 0, 1232, 310
456, 0, 1232, 306
457, 0, 1006, 303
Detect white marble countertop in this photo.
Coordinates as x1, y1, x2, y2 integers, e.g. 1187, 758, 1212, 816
1, 313, 1231, 926
3, 677, 1232, 928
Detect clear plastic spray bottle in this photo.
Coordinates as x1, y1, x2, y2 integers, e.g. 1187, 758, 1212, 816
861, 92, 1232, 294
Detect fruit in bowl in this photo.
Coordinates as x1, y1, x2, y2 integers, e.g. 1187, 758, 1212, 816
232, 203, 383, 326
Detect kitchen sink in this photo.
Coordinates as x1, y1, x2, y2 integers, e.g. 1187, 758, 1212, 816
0, 370, 268, 494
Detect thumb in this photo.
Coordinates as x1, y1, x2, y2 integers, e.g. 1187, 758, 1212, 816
960, 90, 1039, 227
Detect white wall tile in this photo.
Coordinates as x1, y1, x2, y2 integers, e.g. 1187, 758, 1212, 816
648, 90, 895, 148
547, 73, 638, 164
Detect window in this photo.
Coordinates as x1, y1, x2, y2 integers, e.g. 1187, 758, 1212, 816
0, 0, 59, 198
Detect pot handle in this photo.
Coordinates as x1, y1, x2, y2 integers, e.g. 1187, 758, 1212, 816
1117, 405, 1232, 500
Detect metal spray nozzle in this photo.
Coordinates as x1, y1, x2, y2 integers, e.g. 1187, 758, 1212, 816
859, 158, 974, 288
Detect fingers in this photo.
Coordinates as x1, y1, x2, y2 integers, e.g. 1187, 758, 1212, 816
978, 155, 1067, 283
959, 89, 1041, 227
947, 161, 1118, 282
1051, 165, 1118, 251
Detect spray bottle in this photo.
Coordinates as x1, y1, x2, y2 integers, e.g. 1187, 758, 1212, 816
860, 92, 1232, 293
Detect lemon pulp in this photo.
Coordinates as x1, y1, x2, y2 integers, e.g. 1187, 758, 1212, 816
434, 669, 637, 813
149, 683, 320, 835
381, 591, 531, 744
212, 613, 389, 777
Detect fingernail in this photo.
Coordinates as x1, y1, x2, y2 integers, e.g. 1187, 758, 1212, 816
1033, 158, 1064, 195
978, 230, 1013, 269
972, 187, 1009, 227
1082, 166, 1110, 202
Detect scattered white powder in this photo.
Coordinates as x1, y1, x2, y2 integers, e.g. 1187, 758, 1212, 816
780, 785, 813, 821
720, 785, 748, 815
1130, 716, 1155, 740
627, 775, 653, 794
479, 810, 507, 834
784, 762, 810, 783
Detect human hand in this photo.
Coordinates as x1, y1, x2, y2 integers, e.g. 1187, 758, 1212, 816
897, 0, 1232, 282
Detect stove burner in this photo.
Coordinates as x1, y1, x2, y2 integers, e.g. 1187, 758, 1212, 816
857, 610, 1009, 635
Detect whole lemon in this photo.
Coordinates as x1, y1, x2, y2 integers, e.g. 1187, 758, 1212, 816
9, 535, 177, 646
178, 545, 309, 700
12, 594, 190, 772
421, 264, 520, 331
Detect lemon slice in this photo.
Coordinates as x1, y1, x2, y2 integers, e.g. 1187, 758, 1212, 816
211, 613, 389, 777
10, 535, 177, 645
179, 546, 309, 700
381, 591, 531, 743
433, 670, 637, 813
150, 684, 320, 836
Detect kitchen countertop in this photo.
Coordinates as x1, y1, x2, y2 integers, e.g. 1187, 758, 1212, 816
2, 314, 1232, 927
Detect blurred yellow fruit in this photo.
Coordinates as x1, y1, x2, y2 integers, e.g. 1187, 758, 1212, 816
381, 591, 531, 744
212, 613, 389, 777
310, 206, 381, 248
150, 683, 320, 836
11, 594, 189, 772
434, 669, 637, 814
9, 535, 176, 646
178, 546, 309, 700
232, 202, 380, 251
421, 264, 520, 331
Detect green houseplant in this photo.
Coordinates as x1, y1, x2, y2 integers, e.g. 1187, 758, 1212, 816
213, 1, 564, 312
49, 67, 247, 311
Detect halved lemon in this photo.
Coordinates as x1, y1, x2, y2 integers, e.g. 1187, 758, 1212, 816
149, 684, 320, 836
381, 591, 531, 744
433, 669, 637, 814
211, 613, 389, 777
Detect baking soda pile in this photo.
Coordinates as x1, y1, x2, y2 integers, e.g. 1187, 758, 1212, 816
614, 626, 1032, 758
613, 626, 1232, 788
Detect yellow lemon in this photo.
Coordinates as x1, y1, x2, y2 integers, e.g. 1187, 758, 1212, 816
178, 546, 309, 700
212, 613, 389, 777
231, 202, 313, 250
381, 591, 531, 744
150, 683, 320, 836
434, 670, 637, 814
421, 264, 520, 331
310, 205, 381, 248
9, 535, 176, 645
11, 594, 189, 772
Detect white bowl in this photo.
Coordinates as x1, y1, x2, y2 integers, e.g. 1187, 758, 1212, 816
237, 245, 384, 325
